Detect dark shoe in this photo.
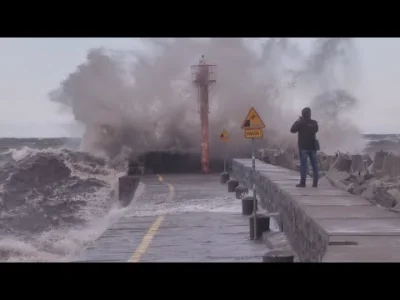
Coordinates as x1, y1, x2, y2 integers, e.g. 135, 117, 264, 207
312, 183, 318, 188
296, 183, 306, 188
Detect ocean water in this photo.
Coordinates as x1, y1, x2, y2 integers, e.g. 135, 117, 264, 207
0, 134, 397, 262
0, 138, 133, 262
363, 134, 400, 155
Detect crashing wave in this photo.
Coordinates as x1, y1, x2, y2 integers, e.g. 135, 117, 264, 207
0, 145, 128, 261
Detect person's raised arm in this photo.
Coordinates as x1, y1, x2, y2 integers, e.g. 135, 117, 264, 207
290, 119, 300, 133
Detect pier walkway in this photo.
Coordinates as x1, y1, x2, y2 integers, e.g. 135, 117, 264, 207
233, 159, 400, 262
82, 174, 267, 262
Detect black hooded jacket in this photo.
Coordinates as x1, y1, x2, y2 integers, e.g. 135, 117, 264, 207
290, 107, 319, 150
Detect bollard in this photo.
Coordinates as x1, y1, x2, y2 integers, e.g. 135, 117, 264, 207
241, 196, 254, 215
118, 175, 140, 207
227, 179, 239, 192
262, 249, 295, 263
220, 172, 230, 184
249, 213, 270, 240
235, 185, 248, 199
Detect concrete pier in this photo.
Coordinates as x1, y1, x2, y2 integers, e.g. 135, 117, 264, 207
232, 158, 400, 262
80, 159, 400, 262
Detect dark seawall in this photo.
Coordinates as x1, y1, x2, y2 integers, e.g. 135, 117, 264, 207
138, 151, 234, 174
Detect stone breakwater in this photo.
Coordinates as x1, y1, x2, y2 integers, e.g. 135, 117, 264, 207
258, 148, 400, 210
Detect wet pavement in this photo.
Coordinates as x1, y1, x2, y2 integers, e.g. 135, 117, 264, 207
83, 174, 267, 262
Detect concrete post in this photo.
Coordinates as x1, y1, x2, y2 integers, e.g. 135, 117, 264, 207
235, 185, 248, 199
249, 213, 270, 240
241, 196, 254, 215
220, 172, 229, 184
227, 179, 239, 192
118, 175, 140, 207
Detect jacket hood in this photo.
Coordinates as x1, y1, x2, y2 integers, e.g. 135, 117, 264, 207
301, 107, 311, 119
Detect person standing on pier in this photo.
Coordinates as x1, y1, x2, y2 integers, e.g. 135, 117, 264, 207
290, 107, 320, 188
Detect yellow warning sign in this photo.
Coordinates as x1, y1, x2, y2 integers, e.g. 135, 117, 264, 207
220, 129, 229, 142
244, 128, 263, 139
241, 107, 265, 130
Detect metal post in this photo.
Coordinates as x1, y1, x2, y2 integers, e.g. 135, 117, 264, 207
199, 84, 210, 174
223, 142, 227, 173
252, 138, 257, 238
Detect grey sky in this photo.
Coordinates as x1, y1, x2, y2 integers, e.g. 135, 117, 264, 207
0, 38, 397, 137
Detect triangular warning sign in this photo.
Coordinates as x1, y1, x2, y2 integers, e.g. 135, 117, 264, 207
241, 107, 265, 129
220, 129, 229, 141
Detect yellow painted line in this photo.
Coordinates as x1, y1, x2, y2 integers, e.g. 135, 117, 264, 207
127, 174, 175, 262
128, 215, 165, 262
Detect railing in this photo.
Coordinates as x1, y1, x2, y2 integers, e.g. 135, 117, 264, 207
191, 64, 216, 85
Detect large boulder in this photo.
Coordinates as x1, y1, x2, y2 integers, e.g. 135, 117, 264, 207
330, 153, 352, 173
381, 154, 400, 178
360, 178, 399, 208
372, 150, 389, 173
350, 154, 366, 175
325, 154, 352, 189
273, 150, 295, 169
388, 189, 400, 209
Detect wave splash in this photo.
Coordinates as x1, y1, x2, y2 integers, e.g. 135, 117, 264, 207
0, 145, 130, 262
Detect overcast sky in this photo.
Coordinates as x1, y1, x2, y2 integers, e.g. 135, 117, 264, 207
0, 38, 397, 137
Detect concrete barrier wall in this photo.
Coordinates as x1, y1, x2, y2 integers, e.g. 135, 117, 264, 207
232, 159, 329, 262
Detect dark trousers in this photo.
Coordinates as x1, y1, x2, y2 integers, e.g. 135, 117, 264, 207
299, 149, 318, 184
